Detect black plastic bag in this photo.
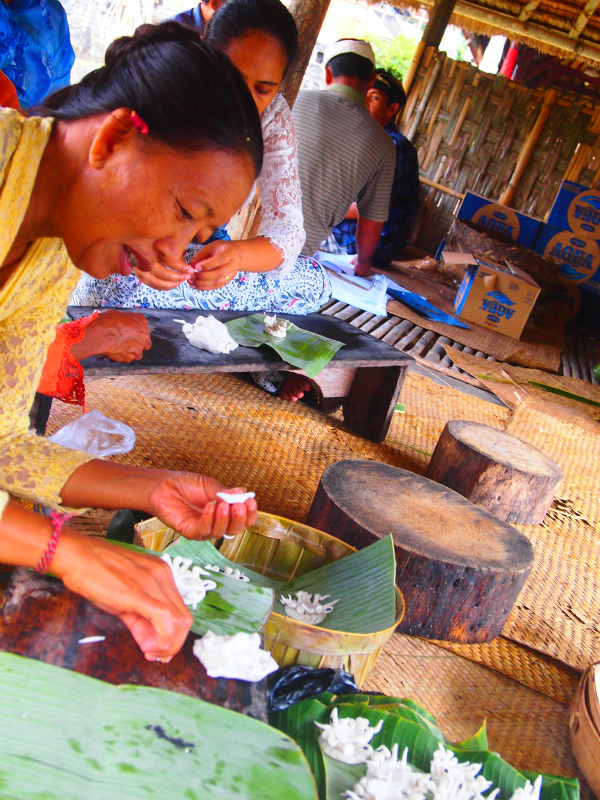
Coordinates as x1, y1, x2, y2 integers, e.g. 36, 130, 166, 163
267, 664, 358, 713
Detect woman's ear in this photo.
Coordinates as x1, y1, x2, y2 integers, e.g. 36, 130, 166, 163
88, 108, 135, 169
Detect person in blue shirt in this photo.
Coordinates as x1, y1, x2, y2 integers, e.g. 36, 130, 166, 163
325, 69, 420, 269
172, 0, 225, 34
0, 0, 75, 109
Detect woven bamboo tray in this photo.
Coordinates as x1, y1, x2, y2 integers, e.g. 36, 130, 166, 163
135, 512, 405, 687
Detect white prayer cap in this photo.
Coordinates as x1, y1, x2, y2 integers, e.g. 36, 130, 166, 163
324, 39, 376, 68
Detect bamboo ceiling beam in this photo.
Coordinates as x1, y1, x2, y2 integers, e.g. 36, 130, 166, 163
518, 0, 540, 23
280, 0, 332, 107
568, 0, 600, 39
423, 0, 460, 47
416, 0, 600, 63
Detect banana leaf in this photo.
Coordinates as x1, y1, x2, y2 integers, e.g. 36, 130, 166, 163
225, 314, 344, 379
269, 692, 580, 800
166, 535, 398, 635
116, 541, 274, 638
0, 652, 317, 800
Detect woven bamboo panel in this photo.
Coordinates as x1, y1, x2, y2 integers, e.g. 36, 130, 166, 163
403, 51, 600, 254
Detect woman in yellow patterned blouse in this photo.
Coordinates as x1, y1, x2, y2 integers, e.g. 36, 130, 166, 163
0, 23, 263, 661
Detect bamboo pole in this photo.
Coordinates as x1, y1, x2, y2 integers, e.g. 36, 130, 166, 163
500, 88, 558, 206
518, 0, 541, 22
420, 176, 465, 199
569, 0, 600, 39
403, 40, 427, 96
422, 0, 459, 48
407, 51, 446, 142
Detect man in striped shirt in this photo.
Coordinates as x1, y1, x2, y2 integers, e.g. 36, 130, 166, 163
292, 39, 396, 276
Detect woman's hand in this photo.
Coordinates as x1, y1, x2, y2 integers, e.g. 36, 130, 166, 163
134, 259, 194, 292
53, 531, 192, 661
188, 240, 243, 290
72, 310, 152, 363
147, 472, 258, 540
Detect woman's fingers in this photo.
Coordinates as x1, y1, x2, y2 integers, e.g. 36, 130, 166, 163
57, 535, 192, 661
135, 261, 192, 291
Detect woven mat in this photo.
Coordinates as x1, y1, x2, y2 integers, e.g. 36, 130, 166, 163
47, 369, 595, 697
378, 265, 563, 372
363, 634, 593, 799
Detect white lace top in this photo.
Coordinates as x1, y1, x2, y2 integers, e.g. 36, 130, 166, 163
254, 93, 305, 277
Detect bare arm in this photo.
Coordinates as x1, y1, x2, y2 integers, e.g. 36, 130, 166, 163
344, 202, 359, 220
59, 460, 257, 541
0, 498, 192, 661
354, 217, 384, 277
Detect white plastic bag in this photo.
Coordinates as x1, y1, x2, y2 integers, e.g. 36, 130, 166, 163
48, 410, 135, 457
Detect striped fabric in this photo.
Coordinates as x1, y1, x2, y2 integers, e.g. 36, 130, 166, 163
292, 86, 396, 257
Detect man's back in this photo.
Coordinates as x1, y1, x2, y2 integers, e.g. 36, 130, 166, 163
292, 87, 396, 256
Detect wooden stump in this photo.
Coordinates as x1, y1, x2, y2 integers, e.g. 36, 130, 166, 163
426, 420, 563, 525
306, 460, 534, 643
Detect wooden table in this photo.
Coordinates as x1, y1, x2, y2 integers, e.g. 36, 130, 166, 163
69, 307, 413, 443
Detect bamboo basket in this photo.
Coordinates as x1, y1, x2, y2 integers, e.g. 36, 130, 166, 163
135, 512, 405, 687
569, 663, 600, 799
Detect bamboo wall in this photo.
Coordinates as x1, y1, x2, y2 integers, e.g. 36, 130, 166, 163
402, 47, 600, 254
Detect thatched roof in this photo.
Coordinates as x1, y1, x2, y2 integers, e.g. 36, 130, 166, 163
386, 0, 600, 64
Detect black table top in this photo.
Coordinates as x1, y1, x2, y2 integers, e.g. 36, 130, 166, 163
69, 307, 413, 376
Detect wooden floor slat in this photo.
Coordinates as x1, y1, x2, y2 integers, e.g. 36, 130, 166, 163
318, 301, 600, 388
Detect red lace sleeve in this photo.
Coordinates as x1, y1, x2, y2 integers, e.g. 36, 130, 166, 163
36, 313, 99, 408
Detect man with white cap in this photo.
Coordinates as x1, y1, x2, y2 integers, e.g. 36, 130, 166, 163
292, 38, 396, 276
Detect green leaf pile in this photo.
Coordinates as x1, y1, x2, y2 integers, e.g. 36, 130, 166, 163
225, 314, 344, 378
269, 692, 580, 800
0, 653, 318, 800
165, 535, 398, 634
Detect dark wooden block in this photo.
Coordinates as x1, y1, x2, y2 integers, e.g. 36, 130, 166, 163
306, 460, 535, 643
426, 420, 564, 524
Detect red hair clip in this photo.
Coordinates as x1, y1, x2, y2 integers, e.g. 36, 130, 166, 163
131, 110, 149, 135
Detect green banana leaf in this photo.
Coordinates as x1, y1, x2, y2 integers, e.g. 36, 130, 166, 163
0, 652, 317, 800
166, 535, 398, 635
527, 380, 600, 409
116, 541, 274, 638
269, 693, 580, 800
225, 314, 344, 379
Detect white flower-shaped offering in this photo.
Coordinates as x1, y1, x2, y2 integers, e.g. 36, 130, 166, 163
216, 491, 255, 504
263, 313, 291, 338
345, 744, 435, 800
315, 707, 383, 765
192, 630, 279, 682
508, 776, 542, 800
280, 591, 339, 625
161, 554, 217, 610
429, 745, 498, 800
182, 315, 239, 354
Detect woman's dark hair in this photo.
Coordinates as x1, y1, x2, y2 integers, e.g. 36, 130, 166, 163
38, 22, 263, 177
205, 0, 298, 72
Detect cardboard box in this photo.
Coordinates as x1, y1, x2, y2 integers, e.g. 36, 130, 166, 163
532, 224, 600, 284
547, 180, 600, 241
451, 253, 540, 339
457, 192, 541, 248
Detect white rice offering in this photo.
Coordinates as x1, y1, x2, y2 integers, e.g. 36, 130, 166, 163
281, 591, 339, 625
161, 554, 217, 610
263, 313, 291, 338
315, 707, 383, 765
182, 315, 238, 354
345, 744, 434, 800
192, 630, 279, 681
428, 744, 498, 800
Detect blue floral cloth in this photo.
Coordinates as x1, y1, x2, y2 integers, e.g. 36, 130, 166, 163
327, 122, 420, 268
0, 0, 74, 109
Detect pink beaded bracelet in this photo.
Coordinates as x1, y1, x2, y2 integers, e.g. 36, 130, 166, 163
35, 510, 74, 574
